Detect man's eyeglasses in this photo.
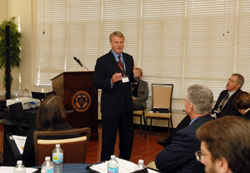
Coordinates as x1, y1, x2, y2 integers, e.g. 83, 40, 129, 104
195, 150, 210, 162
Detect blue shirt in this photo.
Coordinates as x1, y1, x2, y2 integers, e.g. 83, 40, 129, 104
189, 117, 199, 126
111, 50, 126, 72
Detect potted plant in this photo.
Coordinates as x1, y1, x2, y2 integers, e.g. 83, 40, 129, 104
0, 17, 21, 87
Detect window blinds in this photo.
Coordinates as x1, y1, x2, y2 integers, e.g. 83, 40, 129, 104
34, 0, 250, 99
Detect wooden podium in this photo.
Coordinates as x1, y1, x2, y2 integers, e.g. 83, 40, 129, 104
51, 71, 98, 140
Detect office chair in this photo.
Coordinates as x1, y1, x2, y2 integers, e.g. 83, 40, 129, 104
31, 92, 45, 101
32, 90, 57, 101
145, 84, 174, 136
33, 127, 91, 166
133, 110, 146, 134
44, 91, 57, 99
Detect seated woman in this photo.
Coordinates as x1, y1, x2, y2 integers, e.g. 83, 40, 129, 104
131, 67, 149, 110
234, 91, 250, 119
22, 95, 74, 166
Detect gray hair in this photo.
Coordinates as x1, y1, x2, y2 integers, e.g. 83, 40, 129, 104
187, 84, 213, 115
232, 73, 244, 88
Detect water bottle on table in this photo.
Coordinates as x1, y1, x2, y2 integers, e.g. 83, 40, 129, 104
13, 160, 26, 173
52, 144, 63, 173
41, 156, 54, 173
107, 155, 119, 173
134, 159, 146, 171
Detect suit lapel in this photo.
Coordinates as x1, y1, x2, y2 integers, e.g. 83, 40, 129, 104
123, 53, 130, 75
223, 89, 240, 110
108, 51, 121, 73
138, 80, 144, 93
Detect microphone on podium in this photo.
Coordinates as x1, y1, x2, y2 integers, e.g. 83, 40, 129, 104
74, 56, 83, 67
73, 57, 89, 71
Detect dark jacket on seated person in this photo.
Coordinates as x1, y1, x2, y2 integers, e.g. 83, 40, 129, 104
212, 89, 242, 118
163, 114, 191, 146
132, 79, 148, 110
155, 115, 214, 173
244, 110, 250, 119
22, 122, 74, 167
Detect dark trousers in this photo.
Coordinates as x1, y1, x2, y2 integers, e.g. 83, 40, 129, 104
101, 109, 134, 161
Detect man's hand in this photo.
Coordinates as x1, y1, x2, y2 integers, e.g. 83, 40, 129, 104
112, 73, 122, 83
132, 96, 137, 101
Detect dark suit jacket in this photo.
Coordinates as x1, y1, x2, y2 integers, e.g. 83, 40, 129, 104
22, 122, 74, 167
244, 110, 250, 119
133, 79, 149, 109
163, 115, 191, 146
93, 51, 135, 115
155, 115, 214, 173
212, 89, 242, 118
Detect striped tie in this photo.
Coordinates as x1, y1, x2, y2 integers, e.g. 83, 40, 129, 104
118, 55, 123, 70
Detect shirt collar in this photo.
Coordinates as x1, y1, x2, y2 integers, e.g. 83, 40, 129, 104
111, 49, 123, 61
245, 108, 250, 114
189, 117, 199, 125
228, 90, 236, 97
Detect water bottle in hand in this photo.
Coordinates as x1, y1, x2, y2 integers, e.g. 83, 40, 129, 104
13, 160, 26, 173
41, 156, 54, 173
107, 155, 119, 173
52, 144, 63, 173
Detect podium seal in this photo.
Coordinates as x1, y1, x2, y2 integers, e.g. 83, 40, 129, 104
72, 91, 91, 112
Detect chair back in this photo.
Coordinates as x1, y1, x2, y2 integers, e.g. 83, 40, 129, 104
34, 127, 91, 166
152, 84, 173, 113
32, 92, 45, 101
44, 91, 57, 99
32, 91, 57, 101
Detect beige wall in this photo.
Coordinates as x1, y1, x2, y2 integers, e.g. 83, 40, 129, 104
9, 0, 33, 91
0, 0, 9, 22
0, 0, 52, 98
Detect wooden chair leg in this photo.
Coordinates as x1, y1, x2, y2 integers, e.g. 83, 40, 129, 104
150, 118, 152, 132
167, 119, 170, 136
139, 115, 142, 132
170, 117, 173, 129
142, 112, 146, 136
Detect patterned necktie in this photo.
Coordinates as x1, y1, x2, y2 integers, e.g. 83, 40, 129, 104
118, 55, 124, 71
217, 93, 229, 113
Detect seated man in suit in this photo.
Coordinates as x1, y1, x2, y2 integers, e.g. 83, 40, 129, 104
212, 73, 244, 118
196, 116, 250, 173
131, 67, 149, 110
155, 84, 214, 173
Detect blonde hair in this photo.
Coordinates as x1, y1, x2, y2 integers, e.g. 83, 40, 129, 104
109, 31, 125, 42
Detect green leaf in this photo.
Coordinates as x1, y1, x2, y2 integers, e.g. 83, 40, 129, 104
0, 17, 21, 86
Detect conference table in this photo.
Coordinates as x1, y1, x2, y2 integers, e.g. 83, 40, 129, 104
35, 163, 92, 173
34, 163, 158, 173
0, 163, 92, 173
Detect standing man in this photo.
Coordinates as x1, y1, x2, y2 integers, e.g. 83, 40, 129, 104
155, 84, 214, 173
196, 116, 250, 173
93, 31, 138, 161
212, 73, 244, 118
